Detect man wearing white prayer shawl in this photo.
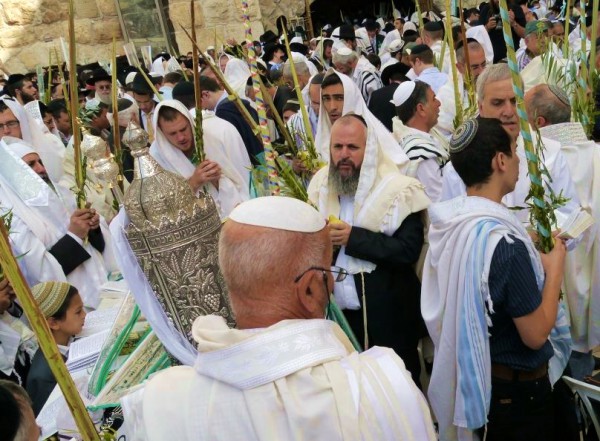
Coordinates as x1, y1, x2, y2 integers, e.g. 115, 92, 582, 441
422, 117, 570, 441
149, 100, 249, 219
315, 71, 409, 171
435, 39, 487, 138
0, 98, 65, 184
308, 114, 430, 385
390, 80, 447, 202
0, 139, 116, 309
120, 196, 437, 441
525, 84, 600, 380
219, 54, 251, 100
440, 64, 582, 227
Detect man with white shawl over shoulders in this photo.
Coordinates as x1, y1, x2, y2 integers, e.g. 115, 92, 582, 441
525, 84, 600, 380
121, 196, 437, 441
0, 139, 116, 309
422, 117, 571, 441
308, 114, 430, 385
0, 98, 64, 184
315, 71, 409, 172
149, 100, 249, 219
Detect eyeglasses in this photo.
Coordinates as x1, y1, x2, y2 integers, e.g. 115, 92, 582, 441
0, 120, 20, 131
469, 60, 487, 71
96, 85, 111, 90
294, 266, 349, 283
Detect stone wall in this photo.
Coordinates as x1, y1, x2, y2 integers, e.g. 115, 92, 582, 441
0, 0, 123, 74
0, 0, 306, 74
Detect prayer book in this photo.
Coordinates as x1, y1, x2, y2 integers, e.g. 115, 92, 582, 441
557, 209, 595, 240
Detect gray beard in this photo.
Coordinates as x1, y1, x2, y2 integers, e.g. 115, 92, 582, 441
328, 161, 360, 196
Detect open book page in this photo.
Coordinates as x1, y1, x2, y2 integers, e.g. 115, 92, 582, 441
557, 208, 595, 240
79, 307, 120, 338
67, 330, 110, 371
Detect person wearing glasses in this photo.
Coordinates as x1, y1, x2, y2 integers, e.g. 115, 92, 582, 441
435, 39, 487, 139
121, 196, 436, 441
308, 114, 431, 386
85, 68, 112, 106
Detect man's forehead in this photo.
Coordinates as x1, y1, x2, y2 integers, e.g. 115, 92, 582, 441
322, 84, 344, 95
0, 108, 16, 120
22, 152, 40, 162
483, 79, 515, 98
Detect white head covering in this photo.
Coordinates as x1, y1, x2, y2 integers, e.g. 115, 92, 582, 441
151, 57, 166, 75
466, 25, 494, 64
229, 196, 325, 232
390, 81, 416, 106
3, 136, 35, 158
221, 54, 251, 99
149, 100, 248, 218
1, 97, 64, 183
315, 71, 409, 170
403, 21, 418, 34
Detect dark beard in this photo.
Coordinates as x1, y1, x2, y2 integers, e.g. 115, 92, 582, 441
328, 160, 360, 196
20, 91, 36, 104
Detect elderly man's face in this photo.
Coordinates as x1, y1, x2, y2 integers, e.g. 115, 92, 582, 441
525, 31, 548, 56
95, 80, 112, 101
479, 79, 520, 139
219, 55, 229, 73
159, 112, 194, 154
0, 108, 22, 139
457, 48, 487, 81
321, 83, 344, 123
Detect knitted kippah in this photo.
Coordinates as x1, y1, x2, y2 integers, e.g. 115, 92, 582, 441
450, 119, 479, 153
31, 281, 72, 318
548, 84, 570, 107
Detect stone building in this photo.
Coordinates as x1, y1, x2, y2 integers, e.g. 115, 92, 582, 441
0, 0, 306, 73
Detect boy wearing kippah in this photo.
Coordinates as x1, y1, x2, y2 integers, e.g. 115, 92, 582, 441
26, 281, 86, 415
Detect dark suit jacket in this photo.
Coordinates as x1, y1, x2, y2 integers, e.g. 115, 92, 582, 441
26, 349, 67, 416
368, 83, 399, 132
48, 228, 105, 276
215, 98, 264, 165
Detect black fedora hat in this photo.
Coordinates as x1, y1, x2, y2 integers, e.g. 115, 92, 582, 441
130, 72, 154, 95
262, 43, 286, 62
85, 68, 112, 86
260, 30, 278, 44
333, 24, 359, 40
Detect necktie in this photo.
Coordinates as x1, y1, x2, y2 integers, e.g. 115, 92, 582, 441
146, 111, 154, 143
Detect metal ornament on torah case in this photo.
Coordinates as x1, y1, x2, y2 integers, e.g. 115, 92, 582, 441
121, 122, 235, 344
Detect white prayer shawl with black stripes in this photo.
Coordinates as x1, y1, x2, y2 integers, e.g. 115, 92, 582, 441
392, 118, 448, 201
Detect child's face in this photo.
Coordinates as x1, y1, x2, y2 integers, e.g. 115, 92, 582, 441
57, 293, 86, 337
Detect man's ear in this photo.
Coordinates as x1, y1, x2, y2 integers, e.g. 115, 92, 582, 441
295, 270, 325, 318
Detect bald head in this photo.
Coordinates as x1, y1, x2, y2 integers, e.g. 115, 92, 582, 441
524, 84, 571, 129
219, 201, 332, 329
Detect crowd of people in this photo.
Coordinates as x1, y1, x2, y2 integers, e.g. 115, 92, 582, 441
0, 0, 600, 439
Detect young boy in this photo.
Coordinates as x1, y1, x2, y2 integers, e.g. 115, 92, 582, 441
26, 281, 86, 415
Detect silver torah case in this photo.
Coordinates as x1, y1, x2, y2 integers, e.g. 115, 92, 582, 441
122, 122, 235, 344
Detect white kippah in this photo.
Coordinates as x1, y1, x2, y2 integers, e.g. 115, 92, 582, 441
403, 21, 417, 34
389, 39, 405, 53
290, 36, 303, 44
337, 47, 353, 56
2, 138, 35, 158
228, 196, 326, 233
125, 72, 137, 85
390, 81, 416, 106
207, 45, 215, 51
